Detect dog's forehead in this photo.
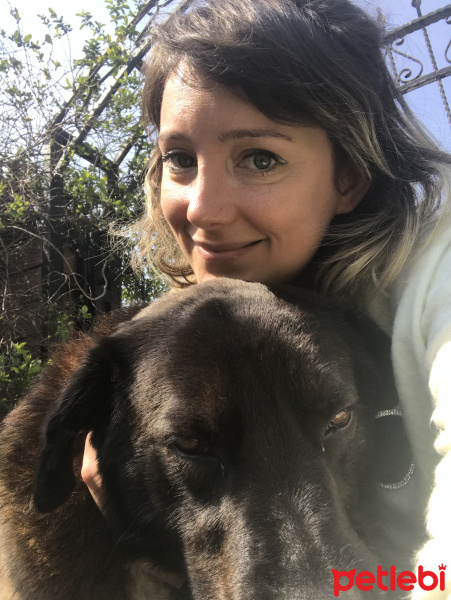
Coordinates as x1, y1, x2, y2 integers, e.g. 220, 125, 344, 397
122, 280, 359, 418
127, 280, 325, 357
131, 280, 350, 350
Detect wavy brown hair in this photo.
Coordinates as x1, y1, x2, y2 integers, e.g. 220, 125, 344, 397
135, 0, 451, 295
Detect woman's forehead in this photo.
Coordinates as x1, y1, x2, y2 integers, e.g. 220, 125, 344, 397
159, 74, 322, 152
159, 67, 308, 141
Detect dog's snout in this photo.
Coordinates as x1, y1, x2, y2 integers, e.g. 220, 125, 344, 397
182, 478, 378, 600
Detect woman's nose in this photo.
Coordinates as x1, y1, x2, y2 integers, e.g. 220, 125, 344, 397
186, 166, 236, 229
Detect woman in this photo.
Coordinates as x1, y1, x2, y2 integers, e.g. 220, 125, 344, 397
84, 0, 451, 596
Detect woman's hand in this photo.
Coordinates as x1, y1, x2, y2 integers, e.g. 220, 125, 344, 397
81, 432, 104, 511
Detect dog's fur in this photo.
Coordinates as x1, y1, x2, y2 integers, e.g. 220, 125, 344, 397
0, 279, 423, 600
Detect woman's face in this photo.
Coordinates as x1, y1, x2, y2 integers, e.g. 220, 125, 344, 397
159, 69, 366, 285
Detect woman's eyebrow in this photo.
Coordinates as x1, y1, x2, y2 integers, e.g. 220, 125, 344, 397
218, 128, 293, 142
158, 132, 189, 144
157, 129, 293, 145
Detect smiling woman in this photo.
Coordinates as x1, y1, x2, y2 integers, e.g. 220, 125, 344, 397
138, 0, 451, 296
157, 68, 367, 285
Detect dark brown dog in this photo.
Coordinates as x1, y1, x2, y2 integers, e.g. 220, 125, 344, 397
0, 279, 421, 600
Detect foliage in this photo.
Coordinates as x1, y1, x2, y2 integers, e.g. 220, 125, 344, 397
0, 298, 94, 418
0, 0, 176, 415
0, 342, 44, 419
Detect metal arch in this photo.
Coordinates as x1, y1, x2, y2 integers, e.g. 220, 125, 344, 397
384, 3, 451, 128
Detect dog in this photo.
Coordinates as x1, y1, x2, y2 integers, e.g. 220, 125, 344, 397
0, 279, 422, 600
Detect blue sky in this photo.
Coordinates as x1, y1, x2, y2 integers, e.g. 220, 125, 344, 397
5, 0, 451, 148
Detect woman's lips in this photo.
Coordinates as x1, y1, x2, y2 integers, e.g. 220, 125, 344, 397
192, 240, 262, 262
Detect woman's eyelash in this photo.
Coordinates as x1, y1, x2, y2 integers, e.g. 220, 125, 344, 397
161, 151, 183, 162
161, 151, 196, 169
243, 150, 280, 158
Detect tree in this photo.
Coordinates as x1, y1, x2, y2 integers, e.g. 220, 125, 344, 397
0, 0, 175, 416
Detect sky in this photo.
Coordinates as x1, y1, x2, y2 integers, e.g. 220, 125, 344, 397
4, 0, 451, 149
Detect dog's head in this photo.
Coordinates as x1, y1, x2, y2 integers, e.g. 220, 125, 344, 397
33, 279, 408, 599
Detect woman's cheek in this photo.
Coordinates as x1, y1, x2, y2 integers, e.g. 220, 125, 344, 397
160, 184, 188, 233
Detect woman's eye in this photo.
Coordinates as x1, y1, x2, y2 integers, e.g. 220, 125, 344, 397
240, 150, 283, 173
326, 408, 352, 434
162, 151, 196, 171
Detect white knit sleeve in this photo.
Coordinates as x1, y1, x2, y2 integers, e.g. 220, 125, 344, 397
411, 233, 451, 599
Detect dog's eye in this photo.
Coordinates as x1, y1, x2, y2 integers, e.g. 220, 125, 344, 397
173, 438, 211, 456
326, 408, 352, 433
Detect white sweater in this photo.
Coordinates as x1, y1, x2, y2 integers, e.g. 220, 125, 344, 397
368, 207, 451, 598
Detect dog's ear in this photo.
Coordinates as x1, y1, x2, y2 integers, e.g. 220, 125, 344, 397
33, 337, 128, 513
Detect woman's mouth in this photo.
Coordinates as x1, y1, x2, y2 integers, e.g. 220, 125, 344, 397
192, 240, 262, 262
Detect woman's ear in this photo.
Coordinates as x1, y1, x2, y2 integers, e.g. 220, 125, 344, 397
335, 167, 370, 215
